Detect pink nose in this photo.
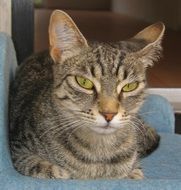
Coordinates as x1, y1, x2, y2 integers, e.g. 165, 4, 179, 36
100, 112, 117, 122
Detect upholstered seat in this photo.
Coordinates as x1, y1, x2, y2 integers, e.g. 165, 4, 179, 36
0, 33, 181, 190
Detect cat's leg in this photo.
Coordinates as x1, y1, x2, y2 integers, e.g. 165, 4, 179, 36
29, 160, 70, 179
128, 168, 144, 179
137, 121, 160, 157
12, 154, 70, 179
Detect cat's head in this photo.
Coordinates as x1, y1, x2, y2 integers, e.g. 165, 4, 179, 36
49, 10, 165, 135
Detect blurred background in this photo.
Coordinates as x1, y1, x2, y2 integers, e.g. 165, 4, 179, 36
34, 0, 181, 88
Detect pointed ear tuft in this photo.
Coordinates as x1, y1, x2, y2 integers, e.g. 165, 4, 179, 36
131, 22, 165, 67
49, 10, 88, 63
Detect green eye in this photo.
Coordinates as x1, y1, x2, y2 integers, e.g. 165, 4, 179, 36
75, 76, 94, 90
122, 82, 139, 92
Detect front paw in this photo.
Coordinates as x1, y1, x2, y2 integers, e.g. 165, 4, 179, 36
30, 161, 70, 179
128, 168, 144, 179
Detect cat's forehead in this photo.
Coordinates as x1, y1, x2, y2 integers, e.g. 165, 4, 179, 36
61, 42, 138, 82
90, 43, 126, 59
81, 43, 127, 77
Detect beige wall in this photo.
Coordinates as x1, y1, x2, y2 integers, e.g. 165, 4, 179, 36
0, 0, 11, 35
112, 0, 181, 30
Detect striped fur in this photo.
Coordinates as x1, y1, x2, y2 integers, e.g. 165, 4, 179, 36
10, 11, 164, 179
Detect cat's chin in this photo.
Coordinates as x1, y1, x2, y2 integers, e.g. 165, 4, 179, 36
90, 126, 118, 135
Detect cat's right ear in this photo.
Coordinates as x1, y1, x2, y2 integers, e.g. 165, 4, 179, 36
49, 10, 88, 63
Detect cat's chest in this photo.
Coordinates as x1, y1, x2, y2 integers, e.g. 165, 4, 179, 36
49, 141, 138, 179
68, 150, 138, 179
47, 131, 138, 179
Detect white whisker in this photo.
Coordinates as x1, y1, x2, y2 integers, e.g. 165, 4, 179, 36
53, 120, 81, 137
138, 111, 159, 116
39, 120, 79, 139
67, 123, 85, 141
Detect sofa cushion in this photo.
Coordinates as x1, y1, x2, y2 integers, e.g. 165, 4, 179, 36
0, 133, 181, 190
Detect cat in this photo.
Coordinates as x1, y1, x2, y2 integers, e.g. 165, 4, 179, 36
10, 10, 165, 179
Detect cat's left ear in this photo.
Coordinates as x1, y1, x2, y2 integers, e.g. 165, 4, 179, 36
49, 10, 88, 63
131, 22, 165, 67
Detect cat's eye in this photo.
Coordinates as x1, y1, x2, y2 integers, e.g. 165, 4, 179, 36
75, 76, 94, 90
122, 82, 139, 92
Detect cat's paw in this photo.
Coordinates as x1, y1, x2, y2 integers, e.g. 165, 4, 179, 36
128, 168, 144, 179
31, 161, 70, 179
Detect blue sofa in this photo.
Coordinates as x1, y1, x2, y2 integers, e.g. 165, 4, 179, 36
1, 33, 181, 190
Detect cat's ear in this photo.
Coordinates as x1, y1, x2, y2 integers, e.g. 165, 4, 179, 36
131, 22, 165, 67
49, 10, 88, 63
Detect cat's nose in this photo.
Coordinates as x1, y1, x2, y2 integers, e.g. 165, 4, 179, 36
100, 112, 117, 122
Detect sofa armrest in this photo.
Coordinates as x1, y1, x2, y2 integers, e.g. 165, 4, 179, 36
0, 33, 17, 171
139, 94, 175, 134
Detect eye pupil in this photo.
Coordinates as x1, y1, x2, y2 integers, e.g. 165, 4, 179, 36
83, 80, 86, 85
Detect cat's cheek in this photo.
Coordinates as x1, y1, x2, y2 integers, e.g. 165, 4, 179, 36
129, 105, 142, 114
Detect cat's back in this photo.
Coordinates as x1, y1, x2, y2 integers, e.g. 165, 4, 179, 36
14, 51, 53, 88
10, 51, 53, 129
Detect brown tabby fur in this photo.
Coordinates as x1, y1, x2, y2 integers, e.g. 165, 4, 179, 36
10, 10, 164, 179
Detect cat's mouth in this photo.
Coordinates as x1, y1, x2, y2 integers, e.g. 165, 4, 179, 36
102, 124, 112, 129
91, 124, 118, 134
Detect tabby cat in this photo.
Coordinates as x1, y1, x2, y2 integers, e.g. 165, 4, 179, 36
10, 10, 165, 179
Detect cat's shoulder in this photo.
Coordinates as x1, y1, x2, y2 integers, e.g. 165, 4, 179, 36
18, 50, 52, 70
16, 50, 53, 80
